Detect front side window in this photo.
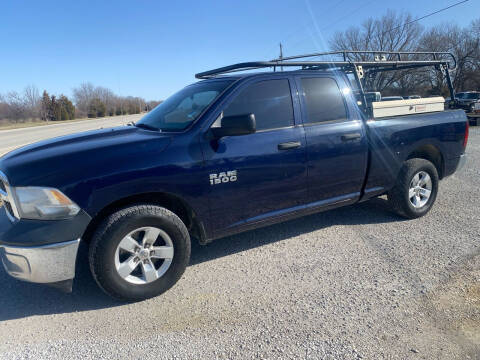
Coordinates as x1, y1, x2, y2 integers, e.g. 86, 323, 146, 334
223, 79, 294, 131
301, 77, 347, 124
137, 80, 233, 131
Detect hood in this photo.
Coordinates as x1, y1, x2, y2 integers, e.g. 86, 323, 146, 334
0, 126, 172, 186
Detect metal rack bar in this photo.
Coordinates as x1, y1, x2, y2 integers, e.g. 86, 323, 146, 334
194, 50, 458, 113
195, 60, 451, 79
195, 50, 456, 79
271, 50, 456, 69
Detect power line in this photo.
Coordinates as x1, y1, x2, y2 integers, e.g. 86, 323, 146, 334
274, 0, 470, 60
384, 0, 470, 34
321, 0, 378, 31
267, 0, 378, 59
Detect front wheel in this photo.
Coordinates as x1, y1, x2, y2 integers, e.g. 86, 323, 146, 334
89, 205, 190, 301
387, 158, 439, 219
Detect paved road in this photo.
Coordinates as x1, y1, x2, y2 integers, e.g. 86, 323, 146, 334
0, 127, 479, 359
0, 114, 143, 156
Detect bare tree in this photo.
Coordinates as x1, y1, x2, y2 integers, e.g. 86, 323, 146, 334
0, 94, 9, 121
330, 11, 423, 92
23, 85, 40, 119
418, 21, 480, 93
452, 21, 480, 91
1, 82, 153, 123
72, 83, 149, 118
331, 12, 480, 95
72, 82, 96, 117
94, 86, 116, 115
4, 91, 26, 122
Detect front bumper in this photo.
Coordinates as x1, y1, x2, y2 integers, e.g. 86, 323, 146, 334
457, 103, 477, 112
0, 205, 91, 285
0, 239, 80, 283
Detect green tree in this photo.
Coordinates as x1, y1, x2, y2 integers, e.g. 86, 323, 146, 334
58, 95, 75, 120
88, 98, 106, 118
51, 95, 61, 121
41, 90, 52, 121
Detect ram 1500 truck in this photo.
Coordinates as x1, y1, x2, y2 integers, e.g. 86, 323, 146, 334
0, 51, 468, 301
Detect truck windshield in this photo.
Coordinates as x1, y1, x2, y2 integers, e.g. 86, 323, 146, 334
137, 80, 233, 131
457, 93, 480, 100
464, 93, 480, 100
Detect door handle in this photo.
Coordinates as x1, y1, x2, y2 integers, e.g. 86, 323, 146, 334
341, 133, 362, 141
278, 141, 301, 150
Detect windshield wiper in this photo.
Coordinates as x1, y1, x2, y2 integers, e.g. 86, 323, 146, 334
133, 123, 161, 132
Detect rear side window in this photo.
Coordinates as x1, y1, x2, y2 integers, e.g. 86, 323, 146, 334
223, 79, 294, 131
300, 77, 347, 124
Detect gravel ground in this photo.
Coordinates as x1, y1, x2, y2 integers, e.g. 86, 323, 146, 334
0, 127, 479, 360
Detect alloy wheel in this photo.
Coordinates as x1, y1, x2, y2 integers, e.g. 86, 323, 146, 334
408, 171, 432, 208
114, 226, 174, 285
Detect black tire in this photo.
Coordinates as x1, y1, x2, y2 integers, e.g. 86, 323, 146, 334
387, 158, 439, 219
89, 205, 190, 301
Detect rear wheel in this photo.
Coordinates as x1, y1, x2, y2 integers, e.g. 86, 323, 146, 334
89, 205, 190, 301
387, 158, 439, 219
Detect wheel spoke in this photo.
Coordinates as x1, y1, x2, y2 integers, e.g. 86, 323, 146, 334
150, 245, 174, 260
118, 236, 139, 253
141, 260, 158, 282
117, 255, 139, 278
415, 194, 421, 206
408, 188, 416, 199
419, 188, 431, 198
143, 227, 161, 246
412, 173, 420, 186
425, 174, 432, 188
419, 173, 431, 187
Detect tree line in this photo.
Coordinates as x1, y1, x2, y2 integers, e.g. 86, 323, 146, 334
0, 83, 161, 123
330, 11, 480, 97
72, 83, 159, 119
1, 11, 478, 123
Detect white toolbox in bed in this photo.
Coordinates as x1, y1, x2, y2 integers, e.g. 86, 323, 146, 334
372, 97, 445, 118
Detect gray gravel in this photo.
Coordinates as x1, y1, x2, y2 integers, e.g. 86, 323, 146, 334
0, 127, 479, 359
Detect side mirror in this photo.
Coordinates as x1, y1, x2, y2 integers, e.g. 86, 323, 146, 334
211, 114, 256, 138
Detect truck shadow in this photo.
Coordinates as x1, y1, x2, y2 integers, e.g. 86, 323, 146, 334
189, 198, 400, 266
0, 198, 402, 321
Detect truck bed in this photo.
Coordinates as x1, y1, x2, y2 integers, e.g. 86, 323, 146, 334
362, 109, 467, 199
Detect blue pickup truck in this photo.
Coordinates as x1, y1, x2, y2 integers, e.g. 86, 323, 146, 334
0, 51, 468, 300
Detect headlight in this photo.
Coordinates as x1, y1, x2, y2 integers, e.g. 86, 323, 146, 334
13, 187, 80, 220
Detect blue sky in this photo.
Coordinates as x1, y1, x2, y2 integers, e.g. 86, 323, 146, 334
1, 0, 478, 101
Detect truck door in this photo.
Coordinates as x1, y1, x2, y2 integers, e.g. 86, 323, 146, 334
295, 75, 368, 206
201, 77, 307, 238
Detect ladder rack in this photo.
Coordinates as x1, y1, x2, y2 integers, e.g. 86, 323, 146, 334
195, 50, 457, 114
195, 50, 456, 79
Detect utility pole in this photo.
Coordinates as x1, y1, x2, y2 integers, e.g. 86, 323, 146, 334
279, 42, 284, 71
